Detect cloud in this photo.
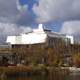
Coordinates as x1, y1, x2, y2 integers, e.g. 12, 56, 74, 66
60, 21, 80, 43
16, 0, 28, 12
0, 23, 32, 42
0, 0, 35, 25
0, 0, 18, 23
16, 0, 36, 25
33, 0, 80, 23
0, 0, 35, 43
1, 0, 80, 43
60, 21, 80, 35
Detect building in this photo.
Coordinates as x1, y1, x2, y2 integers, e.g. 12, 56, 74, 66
6, 24, 74, 66
6, 24, 74, 45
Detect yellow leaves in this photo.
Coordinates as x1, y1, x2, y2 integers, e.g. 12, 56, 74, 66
72, 53, 80, 67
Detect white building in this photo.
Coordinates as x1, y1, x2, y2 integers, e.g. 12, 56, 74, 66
6, 24, 74, 45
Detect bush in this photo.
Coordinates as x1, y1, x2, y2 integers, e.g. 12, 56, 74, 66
72, 53, 80, 67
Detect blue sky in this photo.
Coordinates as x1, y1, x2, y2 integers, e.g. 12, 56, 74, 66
18, 0, 62, 32
19, 0, 38, 10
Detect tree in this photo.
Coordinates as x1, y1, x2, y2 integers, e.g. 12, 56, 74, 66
72, 53, 80, 67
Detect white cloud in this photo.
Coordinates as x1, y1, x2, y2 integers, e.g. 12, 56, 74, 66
0, 23, 32, 42
0, 23, 32, 35
20, 26, 32, 33
0, 0, 34, 43
60, 21, 80, 43
60, 21, 80, 35
16, 0, 28, 12
33, 0, 80, 23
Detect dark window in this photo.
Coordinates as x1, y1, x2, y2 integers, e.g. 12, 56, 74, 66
26, 45, 29, 48
12, 45, 15, 48
48, 37, 54, 47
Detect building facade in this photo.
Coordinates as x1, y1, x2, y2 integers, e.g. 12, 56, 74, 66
6, 24, 74, 66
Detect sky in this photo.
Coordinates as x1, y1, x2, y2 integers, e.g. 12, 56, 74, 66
0, 0, 80, 43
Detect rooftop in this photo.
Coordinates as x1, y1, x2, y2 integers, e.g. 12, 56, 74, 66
6, 24, 74, 45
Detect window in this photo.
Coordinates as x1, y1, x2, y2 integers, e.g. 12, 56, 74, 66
48, 37, 54, 47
